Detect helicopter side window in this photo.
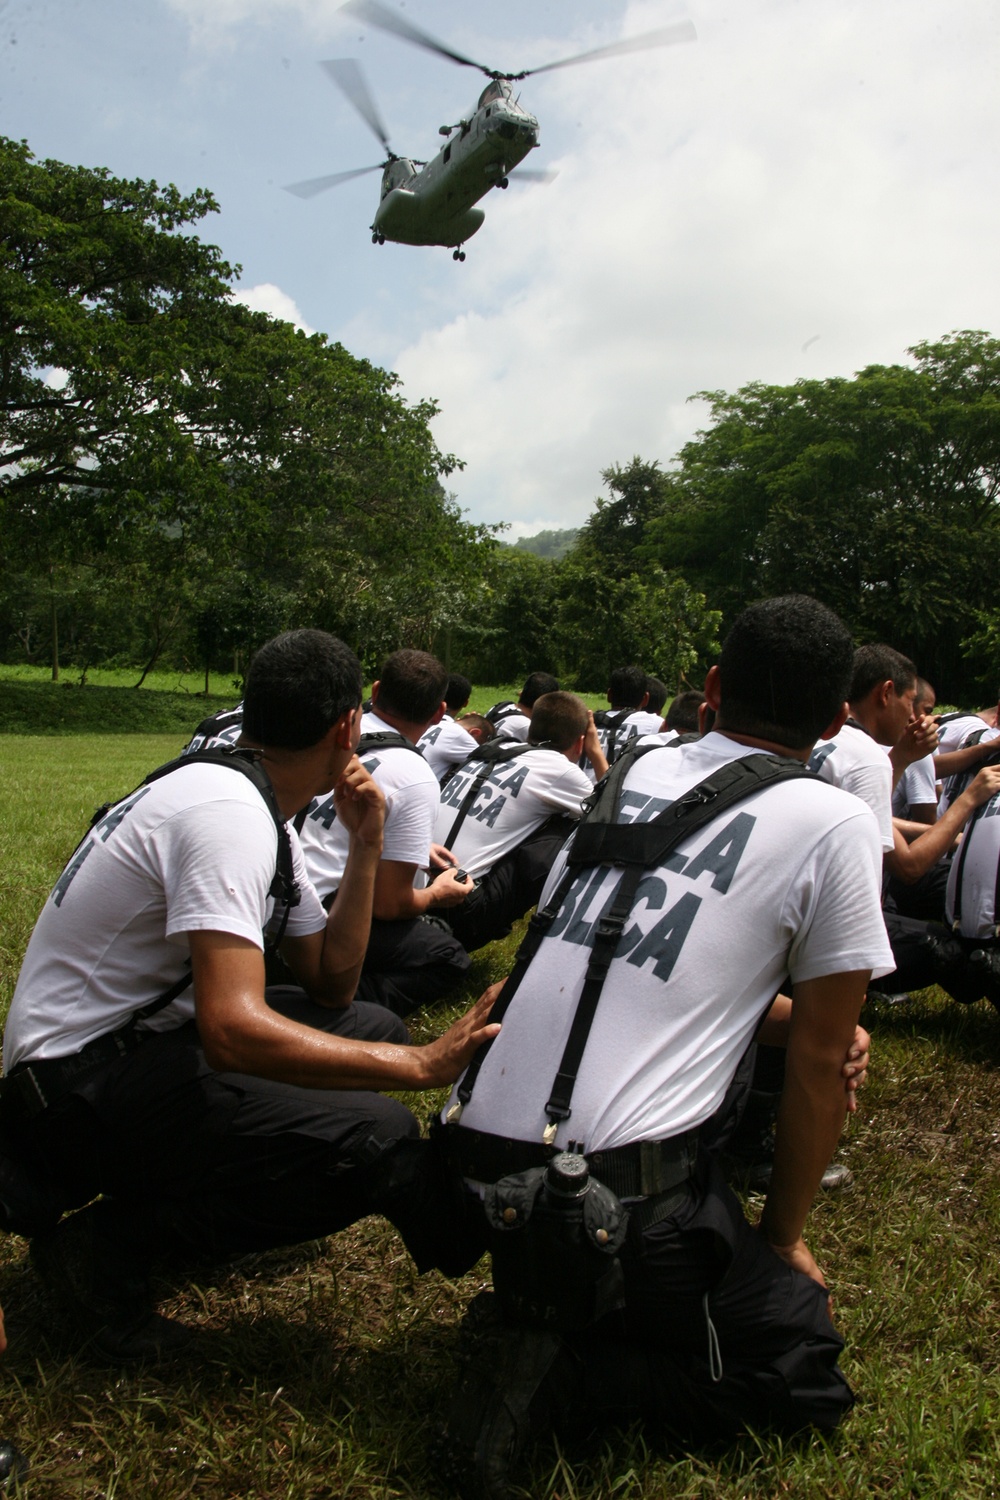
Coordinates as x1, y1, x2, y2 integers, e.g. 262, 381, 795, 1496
443, 142, 452, 163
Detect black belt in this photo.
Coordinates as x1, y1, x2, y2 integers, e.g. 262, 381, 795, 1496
439, 1121, 700, 1200
0, 1025, 147, 1123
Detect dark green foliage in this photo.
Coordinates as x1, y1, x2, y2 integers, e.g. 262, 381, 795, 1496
0, 136, 490, 683
643, 331, 1000, 698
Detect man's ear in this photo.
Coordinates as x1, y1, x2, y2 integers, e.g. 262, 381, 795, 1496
566, 732, 586, 763
818, 701, 849, 742
704, 664, 722, 711
430, 700, 446, 728
370, 680, 381, 709
332, 705, 360, 751
639, 690, 650, 709
876, 679, 894, 709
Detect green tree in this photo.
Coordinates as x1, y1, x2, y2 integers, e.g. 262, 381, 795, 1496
644, 332, 1000, 696
0, 136, 478, 681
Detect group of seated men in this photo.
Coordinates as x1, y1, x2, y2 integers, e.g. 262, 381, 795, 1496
2, 594, 994, 1497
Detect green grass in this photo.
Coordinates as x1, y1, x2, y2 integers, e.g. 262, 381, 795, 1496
6, 736, 998, 1496
0, 667, 608, 736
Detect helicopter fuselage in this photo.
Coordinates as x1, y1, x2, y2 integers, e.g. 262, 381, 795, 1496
373, 81, 538, 248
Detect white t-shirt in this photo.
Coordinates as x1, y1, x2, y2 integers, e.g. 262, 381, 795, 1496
436, 747, 592, 878
936, 714, 993, 753
495, 712, 531, 743
446, 733, 892, 1153
297, 711, 441, 900
5, 763, 327, 1070
578, 712, 671, 782
945, 784, 1000, 938
808, 722, 894, 852
937, 724, 1000, 815
418, 715, 478, 782
891, 754, 938, 819
183, 703, 244, 755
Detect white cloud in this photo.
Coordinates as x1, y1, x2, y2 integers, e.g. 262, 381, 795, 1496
389, 0, 1000, 532
232, 282, 316, 333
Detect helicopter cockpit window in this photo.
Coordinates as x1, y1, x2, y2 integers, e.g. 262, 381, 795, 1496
477, 79, 509, 109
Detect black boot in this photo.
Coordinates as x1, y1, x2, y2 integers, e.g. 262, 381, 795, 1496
30, 1201, 192, 1364
435, 1292, 577, 1499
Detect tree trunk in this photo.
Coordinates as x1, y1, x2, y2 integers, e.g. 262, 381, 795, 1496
50, 575, 59, 682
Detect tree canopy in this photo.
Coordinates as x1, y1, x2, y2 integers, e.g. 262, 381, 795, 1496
643, 331, 1000, 696
0, 136, 484, 681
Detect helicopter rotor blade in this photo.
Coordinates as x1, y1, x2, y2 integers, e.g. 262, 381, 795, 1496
508, 167, 559, 184
521, 20, 697, 78
284, 163, 385, 199
340, 0, 493, 76
320, 58, 393, 154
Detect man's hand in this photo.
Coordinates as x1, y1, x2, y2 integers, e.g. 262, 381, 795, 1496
332, 758, 384, 847
428, 843, 459, 872
967, 764, 1000, 809
890, 714, 939, 775
427, 866, 475, 907
763, 1232, 831, 1312
843, 1024, 870, 1112
413, 986, 502, 1087
583, 711, 609, 779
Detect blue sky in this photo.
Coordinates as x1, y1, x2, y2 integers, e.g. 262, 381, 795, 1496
3, 0, 998, 537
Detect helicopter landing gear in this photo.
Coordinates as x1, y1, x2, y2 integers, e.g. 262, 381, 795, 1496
499, 176, 509, 189
452, 247, 466, 261
371, 231, 386, 245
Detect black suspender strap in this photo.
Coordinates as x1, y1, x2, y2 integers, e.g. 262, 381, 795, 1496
446, 742, 673, 1118
449, 749, 813, 1134
442, 741, 537, 850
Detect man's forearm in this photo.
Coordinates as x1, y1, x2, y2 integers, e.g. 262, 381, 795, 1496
886, 784, 981, 883
758, 971, 867, 1251
315, 837, 381, 1001
759, 1050, 850, 1248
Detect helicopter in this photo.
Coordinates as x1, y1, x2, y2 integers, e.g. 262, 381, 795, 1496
285, 0, 696, 261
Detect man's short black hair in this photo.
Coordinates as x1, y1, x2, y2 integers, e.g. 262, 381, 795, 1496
849, 644, 917, 703
665, 689, 705, 732
607, 665, 648, 709
718, 595, 853, 751
520, 672, 559, 708
243, 630, 362, 750
445, 673, 472, 714
376, 649, 448, 724
645, 676, 668, 716
529, 691, 588, 751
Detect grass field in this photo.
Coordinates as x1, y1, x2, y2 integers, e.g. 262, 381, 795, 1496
3, 736, 1000, 1496
0, 666, 607, 737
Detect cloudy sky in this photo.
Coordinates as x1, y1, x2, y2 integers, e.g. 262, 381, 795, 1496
2, 0, 998, 537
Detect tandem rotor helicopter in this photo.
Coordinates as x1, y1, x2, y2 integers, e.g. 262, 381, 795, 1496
284, 0, 696, 260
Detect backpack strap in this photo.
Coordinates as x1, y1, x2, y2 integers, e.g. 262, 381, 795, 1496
357, 731, 424, 758
448, 751, 813, 1132
594, 708, 633, 766
485, 701, 519, 728
441, 741, 538, 849
183, 702, 244, 755
91, 748, 300, 1031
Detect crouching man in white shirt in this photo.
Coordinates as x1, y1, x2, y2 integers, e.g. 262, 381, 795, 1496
433, 692, 608, 951
0, 630, 497, 1363
432, 595, 891, 1493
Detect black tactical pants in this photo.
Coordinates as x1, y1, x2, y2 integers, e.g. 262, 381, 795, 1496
4, 990, 420, 1263
581, 1152, 853, 1440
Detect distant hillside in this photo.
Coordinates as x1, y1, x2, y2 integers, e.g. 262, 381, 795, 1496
510, 527, 579, 560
